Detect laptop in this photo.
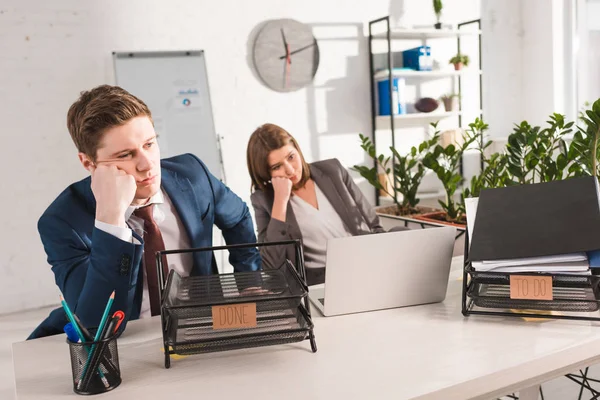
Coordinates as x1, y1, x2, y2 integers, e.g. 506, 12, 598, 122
309, 226, 456, 316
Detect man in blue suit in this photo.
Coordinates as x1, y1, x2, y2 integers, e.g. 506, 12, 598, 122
29, 85, 261, 339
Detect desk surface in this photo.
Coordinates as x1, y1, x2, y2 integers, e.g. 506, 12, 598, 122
13, 257, 600, 400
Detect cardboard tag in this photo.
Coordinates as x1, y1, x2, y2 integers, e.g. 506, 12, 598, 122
212, 303, 257, 330
509, 275, 553, 301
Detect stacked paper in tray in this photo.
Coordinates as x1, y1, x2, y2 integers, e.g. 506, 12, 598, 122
466, 177, 600, 274
470, 252, 590, 274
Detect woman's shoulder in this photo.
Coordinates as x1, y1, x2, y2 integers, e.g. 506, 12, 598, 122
310, 158, 345, 179
310, 158, 344, 172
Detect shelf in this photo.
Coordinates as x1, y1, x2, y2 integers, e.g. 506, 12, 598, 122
376, 111, 455, 129
374, 70, 482, 79
372, 29, 482, 40
375, 110, 483, 129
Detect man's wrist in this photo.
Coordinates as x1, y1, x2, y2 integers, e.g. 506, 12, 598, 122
96, 210, 126, 228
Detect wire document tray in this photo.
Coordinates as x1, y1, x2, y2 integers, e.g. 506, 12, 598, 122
158, 240, 317, 368
462, 230, 600, 321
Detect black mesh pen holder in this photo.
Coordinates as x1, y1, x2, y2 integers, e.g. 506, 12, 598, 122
67, 335, 122, 395
156, 240, 317, 368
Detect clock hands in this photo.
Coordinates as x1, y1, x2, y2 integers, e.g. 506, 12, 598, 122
279, 41, 316, 60
280, 28, 291, 64
281, 28, 292, 88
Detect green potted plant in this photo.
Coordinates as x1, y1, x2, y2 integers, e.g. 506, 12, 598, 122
458, 113, 576, 229
570, 98, 600, 178
459, 118, 509, 217
353, 133, 439, 218
421, 122, 477, 226
504, 114, 573, 185
440, 93, 459, 112
433, 0, 443, 29
449, 53, 469, 70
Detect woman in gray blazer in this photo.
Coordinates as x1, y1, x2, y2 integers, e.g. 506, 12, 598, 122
247, 123, 387, 285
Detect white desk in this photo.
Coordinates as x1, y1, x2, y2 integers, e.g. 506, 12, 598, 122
12, 257, 600, 400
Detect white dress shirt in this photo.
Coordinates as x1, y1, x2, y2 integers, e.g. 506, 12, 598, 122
95, 190, 193, 318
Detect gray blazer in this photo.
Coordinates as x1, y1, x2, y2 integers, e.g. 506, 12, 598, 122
250, 158, 384, 284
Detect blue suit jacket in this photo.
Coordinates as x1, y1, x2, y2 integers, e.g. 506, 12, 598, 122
29, 154, 261, 339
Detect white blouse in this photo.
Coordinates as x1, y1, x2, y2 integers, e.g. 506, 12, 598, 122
290, 183, 352, 269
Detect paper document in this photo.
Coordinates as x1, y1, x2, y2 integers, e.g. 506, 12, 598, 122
479, 260, 590, 273
473, 252, 588, 268
464, 197, 478, 246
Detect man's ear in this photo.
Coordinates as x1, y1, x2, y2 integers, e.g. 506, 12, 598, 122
78, 153, 95, 172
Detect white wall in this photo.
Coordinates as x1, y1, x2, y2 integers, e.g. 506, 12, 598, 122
480, 0, 522, 139
0, 0, 479, 315
577, 0, 600, 109
482, 0, 577, 139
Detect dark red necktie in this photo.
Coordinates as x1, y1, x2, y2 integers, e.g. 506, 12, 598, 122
133, 204, 168, 316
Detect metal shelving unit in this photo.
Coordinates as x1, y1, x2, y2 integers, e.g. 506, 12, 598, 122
368, 17, 483, 206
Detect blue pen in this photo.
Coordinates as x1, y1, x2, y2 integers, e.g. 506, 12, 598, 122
64, 323, 80, 343
79, 291, 115, 390
64, 323, 86, 370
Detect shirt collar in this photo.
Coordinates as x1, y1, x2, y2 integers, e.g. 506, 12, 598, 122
125, 190, 164, 220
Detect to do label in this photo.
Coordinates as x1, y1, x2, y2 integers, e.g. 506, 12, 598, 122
509, 275, 553, 301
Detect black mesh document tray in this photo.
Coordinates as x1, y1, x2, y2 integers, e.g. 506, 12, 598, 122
157, 240, 317, 368
467, 269, 600, 312
461, 230, 600, 321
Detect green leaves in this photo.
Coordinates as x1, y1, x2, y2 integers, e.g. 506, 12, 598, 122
504, 114, 573, 185
571, 98, 600, 177
357, 99, 600, 224
353, 131, 438, 214
433, 0, 443, 15
422, 124, 477, 221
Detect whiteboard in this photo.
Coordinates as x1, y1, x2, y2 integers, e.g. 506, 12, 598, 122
113, 50, 223, 180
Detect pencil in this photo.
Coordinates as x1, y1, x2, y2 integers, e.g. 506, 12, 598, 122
79, 291, 115, 390
59, 295, 85, 342
60, 294, 109, 388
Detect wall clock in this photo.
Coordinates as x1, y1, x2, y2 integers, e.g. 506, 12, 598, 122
252, 19, 320, 92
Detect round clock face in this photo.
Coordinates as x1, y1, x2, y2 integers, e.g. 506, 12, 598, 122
253, 19, 320, 92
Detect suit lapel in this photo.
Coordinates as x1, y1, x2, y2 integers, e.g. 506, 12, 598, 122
161, 167, 206, 246
310, 164, 359, 235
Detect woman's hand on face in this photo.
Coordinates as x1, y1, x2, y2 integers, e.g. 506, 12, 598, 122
272, 176, 293, 203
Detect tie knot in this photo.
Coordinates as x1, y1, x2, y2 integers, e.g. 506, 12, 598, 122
133, 203, 155, 222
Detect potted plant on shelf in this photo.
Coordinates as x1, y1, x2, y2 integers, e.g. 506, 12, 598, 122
440, 93, 459, 112
449, 53, 469, 70
432, 0, 443, 29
